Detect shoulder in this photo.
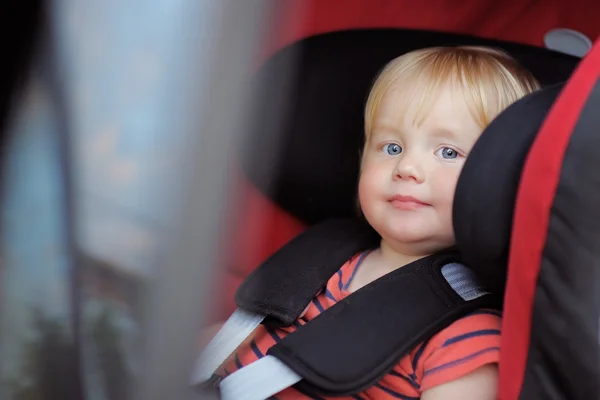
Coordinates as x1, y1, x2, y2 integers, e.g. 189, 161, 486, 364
414, 309, 502, 391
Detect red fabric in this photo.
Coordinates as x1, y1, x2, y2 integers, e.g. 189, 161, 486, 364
498, 39, 600, 400
266, 0, 600, 57
217, 0, 600, 321
212, 170, 306, 321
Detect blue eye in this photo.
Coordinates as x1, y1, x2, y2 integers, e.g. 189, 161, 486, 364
436, 147, 459, 159
383, 143, 402, 155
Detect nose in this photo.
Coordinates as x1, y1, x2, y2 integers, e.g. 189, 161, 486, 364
393, 151, 424, 183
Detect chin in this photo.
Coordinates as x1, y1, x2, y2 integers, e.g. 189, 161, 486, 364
381, 223, 453, 250
382, 225, 435, 244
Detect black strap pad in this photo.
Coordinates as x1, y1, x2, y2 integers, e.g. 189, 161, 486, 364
235, 219, 380, 327
268, 251, 499, 396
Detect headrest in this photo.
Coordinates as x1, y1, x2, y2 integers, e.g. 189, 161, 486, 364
453, 84, 564, 296
241, 29, 580, 225
497, 42, 600, 398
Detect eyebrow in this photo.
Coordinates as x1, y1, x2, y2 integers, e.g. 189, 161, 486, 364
430, 127, 461, 141
371, 125, 469, 144
370, 124, 400, 136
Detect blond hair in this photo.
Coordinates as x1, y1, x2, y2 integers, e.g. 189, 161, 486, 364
364, 46, 540, 136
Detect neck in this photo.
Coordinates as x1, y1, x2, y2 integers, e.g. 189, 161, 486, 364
377, 239, 429, 272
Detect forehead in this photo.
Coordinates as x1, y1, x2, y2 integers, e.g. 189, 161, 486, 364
373, 81, 482, 140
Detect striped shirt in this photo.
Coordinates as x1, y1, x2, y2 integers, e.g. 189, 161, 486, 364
223, 252, 501, 399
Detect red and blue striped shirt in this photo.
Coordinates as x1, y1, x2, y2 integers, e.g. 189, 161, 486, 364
223, 252, 501, 399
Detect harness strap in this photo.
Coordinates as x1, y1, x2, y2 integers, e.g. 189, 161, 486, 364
190, 309, 264, 385
275, 253, 495, 397
235, 219, 379, 328
220, 356, 301, 400
191, 219, 500, 398
196, 261, 494, 399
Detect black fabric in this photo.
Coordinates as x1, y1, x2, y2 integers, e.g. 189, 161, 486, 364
453, 84, 564, 297
268, 250, 499, 396
241, 28, 580, 226
235, 219, 379, 327
520, 79, 600, 399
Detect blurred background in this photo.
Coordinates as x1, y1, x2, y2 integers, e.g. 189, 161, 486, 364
0, 1, 288, 399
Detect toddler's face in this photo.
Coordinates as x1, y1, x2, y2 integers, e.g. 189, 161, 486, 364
359, 83, 482, 255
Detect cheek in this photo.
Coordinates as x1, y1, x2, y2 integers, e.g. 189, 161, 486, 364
357, 172, 370, 208
432, 166, 463, 208
358, 167, 379, 210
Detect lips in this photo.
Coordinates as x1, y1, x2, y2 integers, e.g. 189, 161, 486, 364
388, 195, 430, 210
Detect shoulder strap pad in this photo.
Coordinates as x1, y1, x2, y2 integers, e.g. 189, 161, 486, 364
235, 218, 379, 327
267, 250, 501, 396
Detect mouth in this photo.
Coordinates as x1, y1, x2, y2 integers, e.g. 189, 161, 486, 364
388, 195, 430, 210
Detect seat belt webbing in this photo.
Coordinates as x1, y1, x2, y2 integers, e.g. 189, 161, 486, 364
216, 262, 489, 398
220, 355, 302, 400
190, 309, 264, 385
